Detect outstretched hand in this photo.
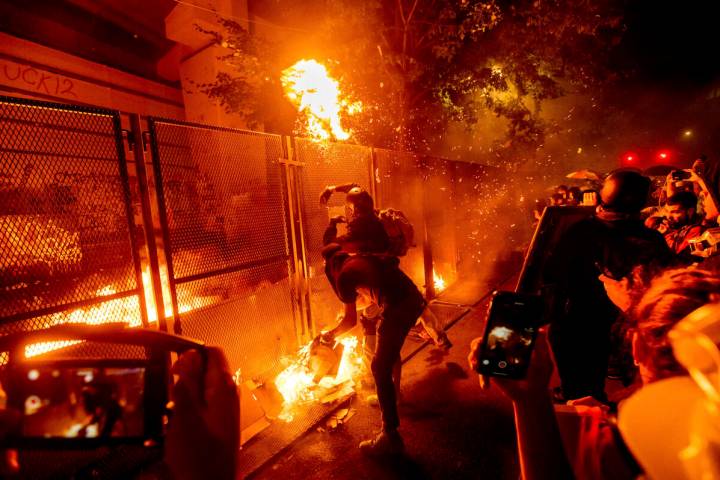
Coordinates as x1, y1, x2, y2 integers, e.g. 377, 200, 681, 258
320, 186, 335, 205
165, 347, 239, 480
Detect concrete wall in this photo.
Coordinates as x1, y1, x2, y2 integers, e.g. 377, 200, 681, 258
0, 32, 184, 118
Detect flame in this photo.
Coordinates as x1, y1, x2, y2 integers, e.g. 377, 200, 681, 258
433, 270, 446, 292
21, 263, 205, 360
281, 59, 361, 141
274, 334, 365, 422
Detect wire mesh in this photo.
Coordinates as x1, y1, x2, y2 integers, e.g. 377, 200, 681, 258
149, 120, 296, 379
150, 122, 288, 281
177, 262, 297, 380
0, 96, 144, 331
374, 148, 427, 291
294, 139, 372, 332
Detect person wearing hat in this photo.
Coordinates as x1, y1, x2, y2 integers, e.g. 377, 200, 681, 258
543, 169, 673, 403
320, 243, 425, 456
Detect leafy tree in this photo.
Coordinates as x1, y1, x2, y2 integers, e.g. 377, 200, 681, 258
199, 0, 626, 163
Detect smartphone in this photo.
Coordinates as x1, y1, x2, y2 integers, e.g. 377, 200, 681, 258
671, 169, 692, 181
476, 291, 543, 379
3, 359, 165, 448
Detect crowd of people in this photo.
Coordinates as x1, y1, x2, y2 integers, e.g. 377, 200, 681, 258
7, 163, 720, 479
475, 157, 720, 479
165, 164, 720, 479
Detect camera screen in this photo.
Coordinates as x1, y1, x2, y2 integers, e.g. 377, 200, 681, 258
16, 365, 145, 439
481, 300, 537, 375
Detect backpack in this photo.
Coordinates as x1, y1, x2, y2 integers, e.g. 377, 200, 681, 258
378, 208, 415, 256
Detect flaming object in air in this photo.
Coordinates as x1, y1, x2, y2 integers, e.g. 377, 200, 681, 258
281, 59, 361, 141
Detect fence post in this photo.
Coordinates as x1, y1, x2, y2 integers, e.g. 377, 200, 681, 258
369, 147, 379, 206
281, 136, 314, 344
129, 114, 168, 331
420, 155, 436, 300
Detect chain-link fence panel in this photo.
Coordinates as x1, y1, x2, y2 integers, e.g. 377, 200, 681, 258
373, 148, 427, 292
453, 160, 527, 292
148, 119, 296, 379
0, 96, 146, 342
294, 139, 372, 333
420, 157, 458, 296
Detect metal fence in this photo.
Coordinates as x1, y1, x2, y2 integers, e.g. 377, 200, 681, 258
147, 119, 297, 380
0, 93, 526, 383
0, 96, 147, 342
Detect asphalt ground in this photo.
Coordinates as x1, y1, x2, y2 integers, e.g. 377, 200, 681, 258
251, 281, 521, 480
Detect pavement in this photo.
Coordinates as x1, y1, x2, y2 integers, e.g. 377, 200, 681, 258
250, 277, 521, 480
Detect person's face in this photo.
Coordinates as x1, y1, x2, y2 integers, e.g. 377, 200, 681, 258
599, 273, 632, 312
666, 204, 692, 227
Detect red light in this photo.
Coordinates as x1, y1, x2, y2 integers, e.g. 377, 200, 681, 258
657, 150, 670, 161
622, 152, 638, 165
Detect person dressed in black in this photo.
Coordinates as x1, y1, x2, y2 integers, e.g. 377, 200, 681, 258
321, 243, 425, 456
543, 170, 673, 402
320, 183, 390, 253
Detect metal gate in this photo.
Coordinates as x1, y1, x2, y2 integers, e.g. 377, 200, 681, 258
0, 95, 148, 348
146, 118, 299, 380
292, 138, 374, 334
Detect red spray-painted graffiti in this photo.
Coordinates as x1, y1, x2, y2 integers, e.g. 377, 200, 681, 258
1, 63, 78, 98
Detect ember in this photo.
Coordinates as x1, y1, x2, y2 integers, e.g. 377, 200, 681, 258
281, 59, 361, 141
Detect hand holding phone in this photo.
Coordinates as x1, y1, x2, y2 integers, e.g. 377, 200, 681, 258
165, 347, 238, 480
469, 328, 554, 400
474, 291, 543, 379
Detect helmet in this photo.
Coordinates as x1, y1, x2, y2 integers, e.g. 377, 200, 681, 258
345, 187, 374, 216
600, 169, 651, 214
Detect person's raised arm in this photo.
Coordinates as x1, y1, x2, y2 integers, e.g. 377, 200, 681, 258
469, 331, 574, 480
320, 183, 361, 205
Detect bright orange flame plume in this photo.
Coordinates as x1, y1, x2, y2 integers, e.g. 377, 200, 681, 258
281, 59, 361, 141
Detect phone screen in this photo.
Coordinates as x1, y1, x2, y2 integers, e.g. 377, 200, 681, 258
477, 292, 541, 378
13, 364, 145, 439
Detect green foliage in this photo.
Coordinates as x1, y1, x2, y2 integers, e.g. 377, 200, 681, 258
198, 0, 626, 163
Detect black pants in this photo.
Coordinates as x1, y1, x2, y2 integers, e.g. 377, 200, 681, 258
371, 297, 425, 432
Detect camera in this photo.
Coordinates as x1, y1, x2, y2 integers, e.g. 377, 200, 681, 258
689, 228, 720, 258
475, 291, 543, 379
0, 323, 206, 448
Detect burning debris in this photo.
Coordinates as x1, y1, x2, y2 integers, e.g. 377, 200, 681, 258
281, 59, 361, 142
274, 333, 365, 422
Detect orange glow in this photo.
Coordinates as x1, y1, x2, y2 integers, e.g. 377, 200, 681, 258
281, 59, 361, 141
433, 270, 446, 292
275, 335, 364, 422
22, 263, 206, 360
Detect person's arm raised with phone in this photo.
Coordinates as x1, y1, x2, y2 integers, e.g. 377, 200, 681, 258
469, 329, 574, 480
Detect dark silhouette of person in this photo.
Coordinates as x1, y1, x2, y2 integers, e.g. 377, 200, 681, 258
543, 170, 673, 402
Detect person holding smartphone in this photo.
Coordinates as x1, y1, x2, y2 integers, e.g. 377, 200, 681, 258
469, 267, 720, 480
